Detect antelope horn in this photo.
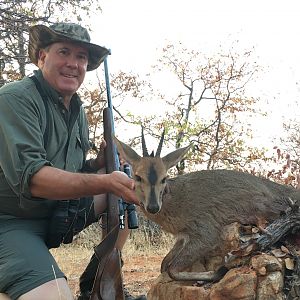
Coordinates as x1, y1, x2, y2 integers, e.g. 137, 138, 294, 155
141, 126, 149, 157
155, 129, 165, 157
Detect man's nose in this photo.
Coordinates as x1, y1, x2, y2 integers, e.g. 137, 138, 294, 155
66, 55, 79, 68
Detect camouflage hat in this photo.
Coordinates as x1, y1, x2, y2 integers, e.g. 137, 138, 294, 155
28, 23, 109, 71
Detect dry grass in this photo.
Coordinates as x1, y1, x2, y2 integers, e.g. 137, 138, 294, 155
51, 223, 174, 297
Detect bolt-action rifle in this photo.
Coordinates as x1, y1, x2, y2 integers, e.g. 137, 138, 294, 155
89, 52, 138, 300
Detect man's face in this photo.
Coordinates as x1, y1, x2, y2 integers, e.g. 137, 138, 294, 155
38, 42, 89, 99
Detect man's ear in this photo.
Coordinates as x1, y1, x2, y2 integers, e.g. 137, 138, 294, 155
37, 49, 46, 68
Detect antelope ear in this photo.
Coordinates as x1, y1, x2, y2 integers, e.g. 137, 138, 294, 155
113, 136, 141, 165
162, 144, 192, 170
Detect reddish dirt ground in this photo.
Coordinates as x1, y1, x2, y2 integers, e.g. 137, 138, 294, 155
55, 248, 163, 298
122, 255, 163, 297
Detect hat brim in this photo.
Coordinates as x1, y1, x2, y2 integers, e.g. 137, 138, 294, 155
29, 24, 109, 71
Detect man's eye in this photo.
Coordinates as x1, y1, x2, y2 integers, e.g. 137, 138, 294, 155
78, 54, 88, 61
58, 49, 68, 56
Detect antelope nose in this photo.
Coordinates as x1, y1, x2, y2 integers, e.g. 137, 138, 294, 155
147, 204, 160, 214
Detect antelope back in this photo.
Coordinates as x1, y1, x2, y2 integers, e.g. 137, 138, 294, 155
114, 136, 191, 213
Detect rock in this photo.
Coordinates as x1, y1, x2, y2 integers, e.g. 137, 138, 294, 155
256, 271, 284, 300
209, 268, 257, 299
147, 223, 290, 300
251, 253, 283, 273
147, 273, 210, 300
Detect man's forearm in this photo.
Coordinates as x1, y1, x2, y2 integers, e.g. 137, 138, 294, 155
30, 165, 111, 200
30, 165, 139, 205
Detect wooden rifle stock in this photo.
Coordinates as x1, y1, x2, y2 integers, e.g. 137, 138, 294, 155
89, 56, 124, 300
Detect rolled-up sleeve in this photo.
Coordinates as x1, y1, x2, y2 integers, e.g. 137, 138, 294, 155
0, 85, 51, 200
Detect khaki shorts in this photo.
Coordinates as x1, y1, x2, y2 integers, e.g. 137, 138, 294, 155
0, 197, 96, 300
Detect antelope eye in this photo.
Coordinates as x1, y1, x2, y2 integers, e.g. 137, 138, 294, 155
135, 175, 142, 182
161, 177, 167, 184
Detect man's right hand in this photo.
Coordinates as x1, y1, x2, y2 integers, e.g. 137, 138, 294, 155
107, 171, 140, 205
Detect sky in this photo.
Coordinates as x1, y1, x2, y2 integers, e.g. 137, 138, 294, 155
86, 0, 300, 147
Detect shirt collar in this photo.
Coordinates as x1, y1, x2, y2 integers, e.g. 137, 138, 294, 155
33, 69, 83, 108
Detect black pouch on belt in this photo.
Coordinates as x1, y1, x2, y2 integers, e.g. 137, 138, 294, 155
46, 200, 80, 249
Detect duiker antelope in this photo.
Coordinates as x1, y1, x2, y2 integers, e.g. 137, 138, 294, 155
114, 132, 300, 281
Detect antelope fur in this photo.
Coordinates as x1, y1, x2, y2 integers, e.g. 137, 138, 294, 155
113, 134, 299, 282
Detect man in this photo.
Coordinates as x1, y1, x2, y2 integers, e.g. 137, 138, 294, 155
0, 23, 144, 300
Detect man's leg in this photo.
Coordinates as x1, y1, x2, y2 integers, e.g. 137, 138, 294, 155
0, 218, 69, 300
0, 294, 12, 300
18, 278, 73, 300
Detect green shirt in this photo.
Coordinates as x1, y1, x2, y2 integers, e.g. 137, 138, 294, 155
0, 70, 91, 219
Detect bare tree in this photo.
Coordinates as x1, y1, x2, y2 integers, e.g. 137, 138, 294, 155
87, 43, 267, 175
148, 42, 265, 173
0, 0, 102, 84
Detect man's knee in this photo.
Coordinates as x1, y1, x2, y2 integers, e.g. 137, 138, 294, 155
93, 194, 107, 216
17, 278, 73, 300
0, 294, 12, 300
